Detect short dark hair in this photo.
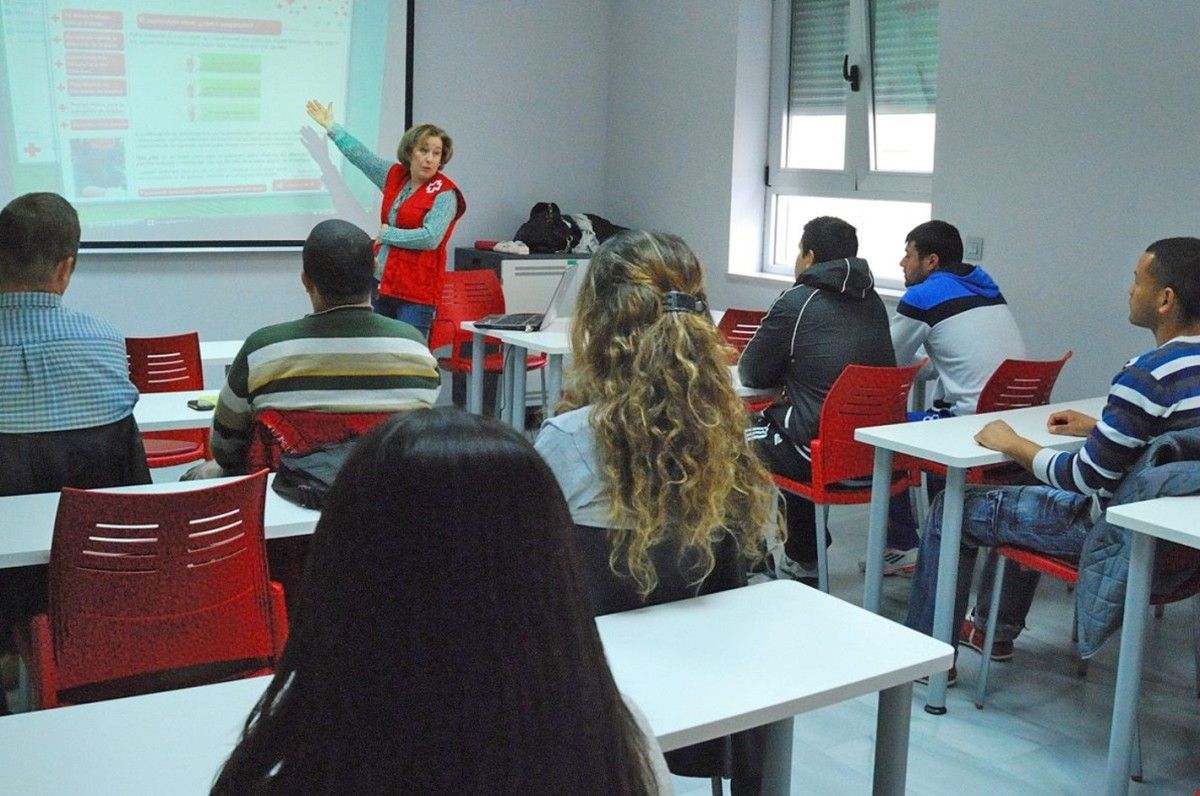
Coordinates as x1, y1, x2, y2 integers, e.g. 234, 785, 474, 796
211, 408, 660, 794
800, 216, 858, 263
0, 192, 81, 287
1146, 237, 1200, 323
302, 219, 374, 304
906, 219, 964, 265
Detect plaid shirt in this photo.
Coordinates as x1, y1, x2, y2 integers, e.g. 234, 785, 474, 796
0, 291, 138, 433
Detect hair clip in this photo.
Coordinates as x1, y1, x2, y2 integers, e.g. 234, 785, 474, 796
662, 290, 707, 314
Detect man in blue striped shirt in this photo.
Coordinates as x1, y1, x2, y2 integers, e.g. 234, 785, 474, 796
0, 193, 148, 713
904, 238, 1200, 663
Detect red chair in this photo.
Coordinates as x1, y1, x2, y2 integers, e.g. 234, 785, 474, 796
718, 308, 772, 413
771, 362, 926, 592
15, 470, 287, 709
126, 333, 209, 468
429, 269, 548, 377
717, 308, 766, 362
244, 409, 396, 614
244, 408, 396, 472
921, 352, 1073, 486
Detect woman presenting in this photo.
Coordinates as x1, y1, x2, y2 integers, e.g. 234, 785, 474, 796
305, 100, 465, 339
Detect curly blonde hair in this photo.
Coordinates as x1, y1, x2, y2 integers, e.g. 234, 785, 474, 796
560, 231, 779, 597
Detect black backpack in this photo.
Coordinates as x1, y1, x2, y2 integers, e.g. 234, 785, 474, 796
514, 202, 577, 253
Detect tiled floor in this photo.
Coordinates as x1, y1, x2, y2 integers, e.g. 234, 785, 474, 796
672, 504, 1200, 796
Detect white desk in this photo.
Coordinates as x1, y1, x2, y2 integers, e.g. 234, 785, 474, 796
1101, 497, 1200, 795
133, 389, 215, 432
199, 339, 242, 389
460, 321, 570, 428
0, 580, 951, 795
461, 322, 775, 429
600, 580, 952, 794
0, 475, 319, 569
855, 396, 1106, 713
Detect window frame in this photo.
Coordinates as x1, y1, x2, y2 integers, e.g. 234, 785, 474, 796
763, 0, 935, 281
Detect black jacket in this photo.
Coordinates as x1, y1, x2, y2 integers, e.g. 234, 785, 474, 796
738, 257, 895, 448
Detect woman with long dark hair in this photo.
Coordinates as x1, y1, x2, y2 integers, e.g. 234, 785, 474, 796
211, 408, 668, 794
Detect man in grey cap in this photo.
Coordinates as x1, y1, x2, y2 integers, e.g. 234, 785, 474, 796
186, 219, 441, 478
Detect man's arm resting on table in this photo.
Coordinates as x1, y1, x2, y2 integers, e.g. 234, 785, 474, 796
974, 409, 1097, 474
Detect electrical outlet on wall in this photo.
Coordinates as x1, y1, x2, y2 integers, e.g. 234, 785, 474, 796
964, 236, 984, 262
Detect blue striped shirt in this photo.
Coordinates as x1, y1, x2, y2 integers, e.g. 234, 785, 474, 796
1033, 334, 1200, 498
0, 292, 138, 433
328, 124, 458, 280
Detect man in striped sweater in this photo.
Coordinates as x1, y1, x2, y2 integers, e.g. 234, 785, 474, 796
189, 219, 440, 478
904, 237, 1200, 665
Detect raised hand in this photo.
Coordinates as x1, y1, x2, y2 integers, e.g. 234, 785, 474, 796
305, 99, 334, 131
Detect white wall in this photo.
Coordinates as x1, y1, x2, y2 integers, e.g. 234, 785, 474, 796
934, 0, 1200, 398
62, 1, 612, 339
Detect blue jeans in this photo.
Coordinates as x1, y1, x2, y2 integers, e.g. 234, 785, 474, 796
904, 484, 1093, 643
374, 293, 435, 340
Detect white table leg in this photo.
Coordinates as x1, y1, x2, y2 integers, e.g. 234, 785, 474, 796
509, 345, 529, 430
925, 465, 966, 715
543, 354, 563, 419
467, 330, 485, 415
874, 682, 912, 795
500, 344, 517, 426
760, 716, 794, 796
1103, 532, 1154, 795
863, 448, 894, 613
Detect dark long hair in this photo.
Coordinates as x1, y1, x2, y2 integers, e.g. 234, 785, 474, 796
211, 408, 658, 794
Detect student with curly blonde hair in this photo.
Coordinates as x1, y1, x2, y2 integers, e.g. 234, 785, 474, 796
535, 230, 778, 793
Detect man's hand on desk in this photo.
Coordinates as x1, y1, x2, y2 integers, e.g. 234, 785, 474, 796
974, 419, 1041, 472
1046, 409, 1097, 437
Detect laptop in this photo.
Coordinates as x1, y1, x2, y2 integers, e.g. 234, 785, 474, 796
474, 262, 584, 332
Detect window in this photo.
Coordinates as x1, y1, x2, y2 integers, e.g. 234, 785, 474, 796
765, 0, 938, 286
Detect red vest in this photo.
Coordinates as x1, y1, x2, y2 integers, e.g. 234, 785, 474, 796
376, 164, 466, 305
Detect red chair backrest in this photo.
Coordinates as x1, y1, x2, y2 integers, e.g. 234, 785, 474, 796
428, 270, 506, 361
47, 470, 285, 694
125, 332, 204, 393
977, 351, 1073, 412
810, 362, 925, 487
717, 309, 766, 362
245, 409, 396, 471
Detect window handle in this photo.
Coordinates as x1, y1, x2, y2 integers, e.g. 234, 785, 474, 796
842, 55, 861, 92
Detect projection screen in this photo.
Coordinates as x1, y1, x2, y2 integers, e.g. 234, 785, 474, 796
0, 0, 411, 249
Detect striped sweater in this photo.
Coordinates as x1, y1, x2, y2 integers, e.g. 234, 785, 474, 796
1032, 334, 1200, 498
211, 305, 440, 471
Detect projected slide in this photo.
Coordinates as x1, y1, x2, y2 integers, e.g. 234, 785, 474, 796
0, 0, 405, 246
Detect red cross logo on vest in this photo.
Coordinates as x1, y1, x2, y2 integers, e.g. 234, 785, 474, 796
425, 178, 443, 194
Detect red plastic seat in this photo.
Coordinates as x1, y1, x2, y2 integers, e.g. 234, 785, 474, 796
244, 409, 396, 614
14, 470, 287, 709
922, 352, 1073, 485
244, 408, 397, 472
718, 308, 772, 412
126, 333, 209, 467
717, 308, 766, 362
429, 270, 548, 375
771, 362, 926, 592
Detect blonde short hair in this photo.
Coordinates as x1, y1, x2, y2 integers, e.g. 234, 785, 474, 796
396, 123, 453, 169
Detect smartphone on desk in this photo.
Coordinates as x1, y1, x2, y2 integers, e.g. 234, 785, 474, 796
187, 398, 215, 411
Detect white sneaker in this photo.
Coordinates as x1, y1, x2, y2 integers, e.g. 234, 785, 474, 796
856, 547, 918, 577
775, 553, 819, 583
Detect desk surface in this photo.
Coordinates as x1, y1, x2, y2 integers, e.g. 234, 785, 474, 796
0, 475, 319, 569
134, 389, 215, 432
1105, 496, 1200, 548
199, 339, 242, 366
0, 581, 951, 794
855, 396, 1107, 468
461, 320, 571, 354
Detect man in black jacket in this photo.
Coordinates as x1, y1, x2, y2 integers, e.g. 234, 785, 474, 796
741, 216, 897, 581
